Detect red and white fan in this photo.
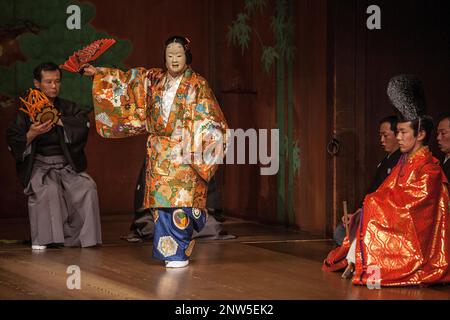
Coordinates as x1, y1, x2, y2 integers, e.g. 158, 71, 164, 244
60, 38, 116, 73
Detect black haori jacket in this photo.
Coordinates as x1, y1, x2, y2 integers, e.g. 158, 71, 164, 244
442, 157, 450, 183
6, 97, 90, 187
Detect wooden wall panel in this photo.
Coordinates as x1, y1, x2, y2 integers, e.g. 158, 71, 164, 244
1, 0, 447, 239
362, 0, 450, 174
332, 0, 363, 229
295, 0, 329, 234
213, 0, 278, 224
332, 0, 449, 234
213, 0, 330, 233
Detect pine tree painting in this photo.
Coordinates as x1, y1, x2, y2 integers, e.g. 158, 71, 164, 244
0, 0, 132, 110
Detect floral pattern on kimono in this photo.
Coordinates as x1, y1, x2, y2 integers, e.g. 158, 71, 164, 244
92, 67, 228, 208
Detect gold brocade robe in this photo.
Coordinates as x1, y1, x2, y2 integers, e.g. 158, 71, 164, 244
324, 147, 450, 286
355, 147, 450, 286
92, 67, 228, 208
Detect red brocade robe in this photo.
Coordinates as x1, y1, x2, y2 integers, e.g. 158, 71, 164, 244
323, 147, 450, 286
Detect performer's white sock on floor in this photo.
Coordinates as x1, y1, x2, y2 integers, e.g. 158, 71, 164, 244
31, 245, 46, 250
165, 260, 189, 268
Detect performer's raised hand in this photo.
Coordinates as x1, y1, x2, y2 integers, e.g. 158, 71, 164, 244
81, 64, 98, 77
26, 120, 53, 145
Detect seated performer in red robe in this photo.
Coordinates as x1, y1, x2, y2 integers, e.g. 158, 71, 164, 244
323, 74, 450, 286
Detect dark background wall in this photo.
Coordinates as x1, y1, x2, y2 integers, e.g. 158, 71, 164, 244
0, 0, 448, 237
331, 0, 449, 233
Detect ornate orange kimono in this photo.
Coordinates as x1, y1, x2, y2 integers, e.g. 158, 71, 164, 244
92, 67, 228, 209
323, 147, 450, 286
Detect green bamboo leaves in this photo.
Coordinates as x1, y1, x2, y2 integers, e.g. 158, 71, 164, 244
244, 0, 267, 14
261, 46, 278, 73
227, 13, 251, 55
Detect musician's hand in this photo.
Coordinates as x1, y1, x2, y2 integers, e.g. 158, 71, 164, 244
81, 64, 98, 77
26, 120, 53, 145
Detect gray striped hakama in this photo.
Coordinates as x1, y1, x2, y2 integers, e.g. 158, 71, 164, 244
24, 154, 102, 247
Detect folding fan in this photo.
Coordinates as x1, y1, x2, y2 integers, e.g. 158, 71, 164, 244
60, 38, 116, 73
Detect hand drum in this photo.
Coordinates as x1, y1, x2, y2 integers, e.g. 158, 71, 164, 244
35, 106, 60, 124
19, 89, 60, 124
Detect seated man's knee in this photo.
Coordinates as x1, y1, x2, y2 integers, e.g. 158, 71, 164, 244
75, 174, 98, 199
85, 179, 97, 191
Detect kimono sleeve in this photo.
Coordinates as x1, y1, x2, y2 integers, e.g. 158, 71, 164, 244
92, 67, 150, 139
59, 102, 90, 145
401, 163, 444, 204
387, 162, 447, 240
5, 108, 30, 162
191, 80, 229, 182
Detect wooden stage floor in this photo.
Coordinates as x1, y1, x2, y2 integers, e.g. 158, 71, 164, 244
1, 214, 449, 300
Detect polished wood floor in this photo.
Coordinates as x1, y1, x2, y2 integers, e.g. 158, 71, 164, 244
1, 215, 450, 300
